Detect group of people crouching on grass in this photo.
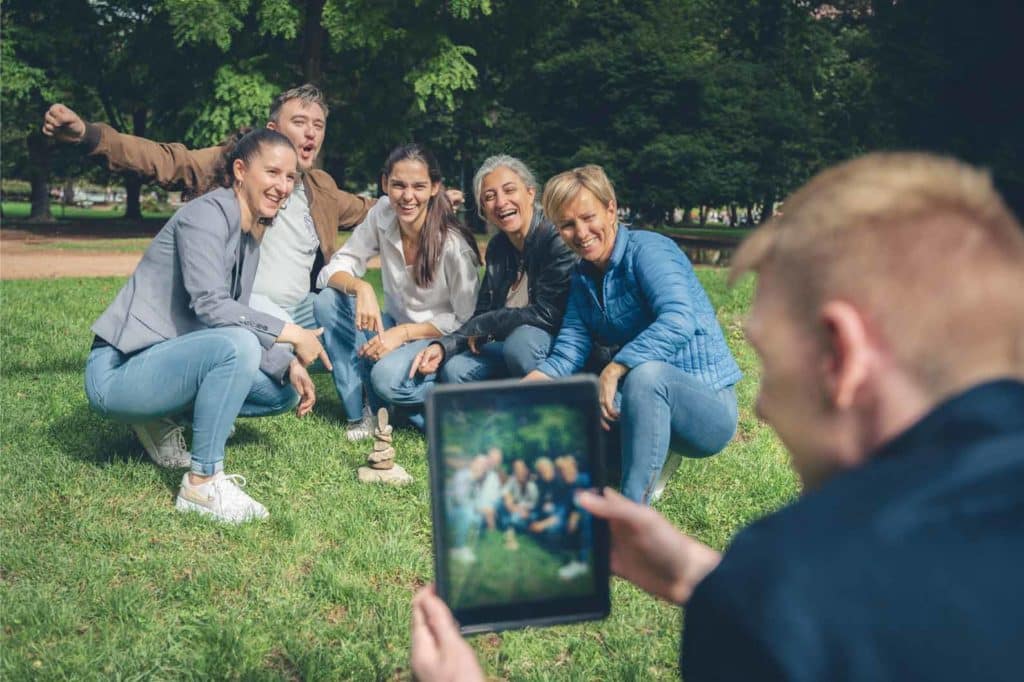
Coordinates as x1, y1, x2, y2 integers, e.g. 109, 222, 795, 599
44, 83, 740, 524
446, 451, 592, 580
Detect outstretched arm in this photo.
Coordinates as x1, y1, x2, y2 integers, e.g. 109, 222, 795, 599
42, 103, 223, 192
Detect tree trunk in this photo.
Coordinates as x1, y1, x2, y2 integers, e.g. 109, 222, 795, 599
746, 205, 754, 225
699, 205, 708, 226
63, 178, 76, 206
760, 194, 774, 223
303, 0, 326, 84
124, 108, 147, 220
27, 132, 53, 222
729, 204, 738, 227
682, 205, 693, 225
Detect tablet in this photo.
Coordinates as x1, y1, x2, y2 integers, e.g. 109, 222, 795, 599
426, 375, 611, 635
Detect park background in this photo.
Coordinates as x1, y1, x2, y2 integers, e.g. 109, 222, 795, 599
1, 0, 1021, 679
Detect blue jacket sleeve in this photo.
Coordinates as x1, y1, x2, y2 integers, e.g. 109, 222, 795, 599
535, 275, 592, 377
613, 238, 695, 368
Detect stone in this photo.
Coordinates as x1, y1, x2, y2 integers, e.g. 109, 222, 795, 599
373, 440, 392, 452
368, 446, 396, 463
369, 460, 395, 470
357, 464, 413, 485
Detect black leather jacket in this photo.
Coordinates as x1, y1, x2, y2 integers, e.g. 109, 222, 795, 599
436, 211, 577, 360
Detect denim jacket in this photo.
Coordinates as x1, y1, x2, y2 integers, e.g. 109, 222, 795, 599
536, 226, 742, 391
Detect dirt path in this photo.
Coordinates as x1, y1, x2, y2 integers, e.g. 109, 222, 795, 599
1, 231, 142, 280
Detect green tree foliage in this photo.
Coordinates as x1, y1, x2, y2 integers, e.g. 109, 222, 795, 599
4, 0, 1019, 225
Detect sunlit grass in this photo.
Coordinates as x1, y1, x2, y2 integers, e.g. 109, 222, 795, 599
0, 270, 794, 679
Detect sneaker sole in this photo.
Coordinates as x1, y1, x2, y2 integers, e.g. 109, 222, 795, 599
175, 496, 268, 523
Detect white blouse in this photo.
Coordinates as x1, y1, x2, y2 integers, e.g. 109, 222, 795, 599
316, 197, 480, 335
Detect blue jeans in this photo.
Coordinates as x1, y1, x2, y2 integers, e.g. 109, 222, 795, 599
313, 287, 435, 423
439, 325, 553, 384
616, 361, 737, 504
84, 328, 298, 476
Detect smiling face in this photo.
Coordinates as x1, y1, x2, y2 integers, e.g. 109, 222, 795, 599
480, 166, 536, 242
555, 188, 618, 269
267, 98, 326, 172
384, 159, 439, 232
233, 142, 298, 222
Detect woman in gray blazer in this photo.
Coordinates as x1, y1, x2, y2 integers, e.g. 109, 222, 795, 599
85, 128, 330, 523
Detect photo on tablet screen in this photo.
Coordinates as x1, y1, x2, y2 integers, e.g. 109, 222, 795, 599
440, 402, 596, 611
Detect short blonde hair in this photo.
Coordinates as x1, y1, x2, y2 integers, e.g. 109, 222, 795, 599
541, 164, 616, 222
731, 152, 1024, 392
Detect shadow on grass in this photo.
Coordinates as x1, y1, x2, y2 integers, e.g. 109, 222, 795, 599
47, 406, 186, 494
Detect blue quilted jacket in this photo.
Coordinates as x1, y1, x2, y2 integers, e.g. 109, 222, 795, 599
536, 226, 742, 391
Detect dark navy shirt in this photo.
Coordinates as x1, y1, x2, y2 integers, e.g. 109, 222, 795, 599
681, 380, 1024, 681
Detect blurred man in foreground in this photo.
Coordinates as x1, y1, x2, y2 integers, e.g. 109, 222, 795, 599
411, 152, 1024, 681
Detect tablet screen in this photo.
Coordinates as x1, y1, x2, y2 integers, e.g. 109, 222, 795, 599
427, 376, 610, 633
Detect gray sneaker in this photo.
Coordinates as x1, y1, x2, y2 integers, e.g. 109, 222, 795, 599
132, 418, 191, 468
345, 406, 376, 441
175, 472, 269, 523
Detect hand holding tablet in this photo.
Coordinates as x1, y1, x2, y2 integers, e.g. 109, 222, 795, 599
426, 376, 611, 634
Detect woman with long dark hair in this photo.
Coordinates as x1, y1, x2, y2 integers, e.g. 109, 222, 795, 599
314, 143, 480, 437
85, 129, 330, 523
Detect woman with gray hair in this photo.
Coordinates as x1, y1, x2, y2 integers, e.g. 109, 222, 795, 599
408, 155, 576, 384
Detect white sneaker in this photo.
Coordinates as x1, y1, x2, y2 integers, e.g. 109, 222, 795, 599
345, 406, 376, 441
449, 546, 477, 564
649, 452, 683, 503
557, 560, 589, 580
132, 418, 190, 468
175, 472, 269, 523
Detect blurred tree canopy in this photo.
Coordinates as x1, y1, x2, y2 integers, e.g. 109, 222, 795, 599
3, 0, 1021, 223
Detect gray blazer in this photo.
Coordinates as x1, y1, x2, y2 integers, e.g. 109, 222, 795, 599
92, 187, 294, 382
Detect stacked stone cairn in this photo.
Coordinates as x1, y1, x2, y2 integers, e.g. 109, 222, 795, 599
357, 408, 413, 485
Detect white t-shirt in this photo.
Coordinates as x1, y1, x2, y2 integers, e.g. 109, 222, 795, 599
252, 180, 319, 309
316, 197, 480, 335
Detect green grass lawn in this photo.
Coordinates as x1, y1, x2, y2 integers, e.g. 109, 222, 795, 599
2, 200, 175, 221
0, 271, 797, 680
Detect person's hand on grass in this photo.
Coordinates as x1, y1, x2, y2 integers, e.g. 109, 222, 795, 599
576, 487, 722, 605
42, 104, 86, 144
411, 585, 484, 682
288, 360, 316, 417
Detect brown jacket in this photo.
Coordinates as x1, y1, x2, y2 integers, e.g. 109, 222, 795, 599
81, 122, 374, 261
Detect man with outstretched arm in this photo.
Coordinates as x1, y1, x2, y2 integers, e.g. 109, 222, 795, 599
43, 85, 461, 452
410, 152, 1024, 681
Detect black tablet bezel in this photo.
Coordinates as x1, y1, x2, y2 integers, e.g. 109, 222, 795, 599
426, 375, 611, 635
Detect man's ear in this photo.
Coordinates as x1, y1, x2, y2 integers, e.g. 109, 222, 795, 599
819, 300, 874, 410
266, 120, 278, 131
